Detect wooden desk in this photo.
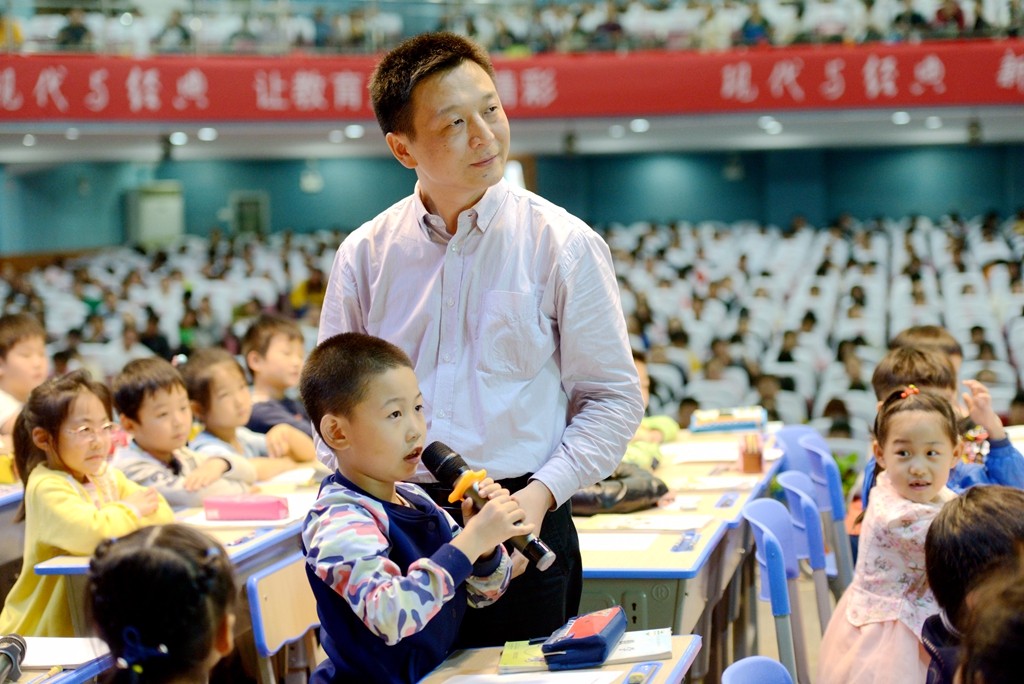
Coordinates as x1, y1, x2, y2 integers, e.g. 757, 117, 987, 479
420, 634, 702, 684
575, 431, 781, 682
34, 480, 319, 637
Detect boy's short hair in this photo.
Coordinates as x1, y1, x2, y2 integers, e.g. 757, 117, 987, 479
870, 346, 957, 399
369, 31, 495, 139
300, 333, 413, 440
112, 357, 186, 421
240, 314, 303, 372
889, 325, 964, 359
925, 486, 1024, 631
178, 348, 244, 413
0, 313, 46, 358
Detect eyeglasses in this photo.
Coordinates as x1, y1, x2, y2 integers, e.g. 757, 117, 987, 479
64, 423, 116, 442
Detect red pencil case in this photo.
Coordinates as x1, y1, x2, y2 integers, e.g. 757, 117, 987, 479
204, 494, 289, 521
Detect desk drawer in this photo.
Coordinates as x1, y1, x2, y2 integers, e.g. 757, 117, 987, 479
580, 577, 707, 634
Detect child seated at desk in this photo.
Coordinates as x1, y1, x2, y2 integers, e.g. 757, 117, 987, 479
0, 313, 49, 457
180, 348, 315, 481
111, 357, 257, 509
0, 370, 173, 637
241, 314, 313, 437
88, 524, 237, 683
299, 333, 531, 684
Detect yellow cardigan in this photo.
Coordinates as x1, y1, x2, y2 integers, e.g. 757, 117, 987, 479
0, 464, 173, 636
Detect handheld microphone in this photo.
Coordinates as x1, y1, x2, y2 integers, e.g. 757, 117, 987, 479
0, 633, 26, 684
422, 441, 556, 572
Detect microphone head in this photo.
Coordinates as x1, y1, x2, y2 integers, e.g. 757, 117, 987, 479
421, 441, 467, 487
0, 634, 25, 656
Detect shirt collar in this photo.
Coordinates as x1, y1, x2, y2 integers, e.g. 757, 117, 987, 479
415, 179, 509, 241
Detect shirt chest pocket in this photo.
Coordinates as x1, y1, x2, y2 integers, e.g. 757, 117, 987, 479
476, 291, 555, 379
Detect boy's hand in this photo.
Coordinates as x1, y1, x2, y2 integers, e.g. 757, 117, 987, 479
962, 379, 1006, 440
183, 458, 230, 491
124, 486, 160, 516
454, 478, 536, 564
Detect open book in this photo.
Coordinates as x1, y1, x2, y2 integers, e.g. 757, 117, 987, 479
498, 628, 673, 674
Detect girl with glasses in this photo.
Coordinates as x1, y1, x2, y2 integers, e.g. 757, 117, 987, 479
0, 370, 173, 637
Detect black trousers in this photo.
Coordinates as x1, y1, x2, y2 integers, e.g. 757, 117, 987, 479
418, 474, 583, 647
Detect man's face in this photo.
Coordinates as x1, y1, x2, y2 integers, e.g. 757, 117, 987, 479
386, 60, 510, 218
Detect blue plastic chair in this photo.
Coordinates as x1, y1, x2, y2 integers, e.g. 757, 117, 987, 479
741, 498, 808, 684
246, 551, 320, 684
772, 425, 818, 474
722, 655, 795, 684
799, 433, 856, 593
776, 470, 834, 633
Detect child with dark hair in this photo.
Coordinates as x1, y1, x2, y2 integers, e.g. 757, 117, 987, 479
922, 486, 1024, 684
112, 357, 256, 509
181, 348, 314, 481
300, 333, 529, 683
860, 344, 1024, 508
88, 524, 237, 683
0, 370, 172, 636
820, 387, 962, 683
957, 550, 1024, 684
241, 314, 312, 436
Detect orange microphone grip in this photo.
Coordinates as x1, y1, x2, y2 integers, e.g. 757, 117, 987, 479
447, 468, 487, 504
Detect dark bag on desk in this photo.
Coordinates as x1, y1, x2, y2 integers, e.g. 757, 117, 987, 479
571, 462, 668, 516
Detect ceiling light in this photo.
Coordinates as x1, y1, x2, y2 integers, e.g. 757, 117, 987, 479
608, 124, 625, 138
764, 120, 783, 135
629, 118, 650, 133
757, 116, 776, 130
892, 111, 911, 125
197, 127, 218, 142
328, 129, 344, 143
65, 127, 80, 140
344, 124, 365, 139
22, 134, 36, 147
925, 116, 942, 130
168, 131, 188, 146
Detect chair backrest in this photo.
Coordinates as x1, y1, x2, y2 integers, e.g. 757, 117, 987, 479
722, 655, 794, 684
798, 433, 846, 518
742, 498, 799, 608
246, 551, 320, 658
772, 425, 818, 473
776, 471, 826, 572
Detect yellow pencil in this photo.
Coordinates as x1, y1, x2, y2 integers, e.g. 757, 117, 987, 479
25, 665, 62, 684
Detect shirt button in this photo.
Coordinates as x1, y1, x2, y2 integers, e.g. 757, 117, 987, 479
446, 297, 455, 307
443, 353, 452, 362
437, 410, 446, 418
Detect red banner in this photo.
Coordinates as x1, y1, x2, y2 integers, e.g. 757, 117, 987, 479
1, 40, 1022, 122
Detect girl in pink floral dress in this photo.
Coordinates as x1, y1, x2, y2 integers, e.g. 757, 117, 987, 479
819, 386, 963, 684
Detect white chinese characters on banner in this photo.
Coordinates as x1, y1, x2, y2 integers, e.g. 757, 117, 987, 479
174, 69, 209, 110
127, 67, 161, 112
820, 59, 846, 101
34, 66, 69, 112
769, 59, 805, 101
864, 55, 899, 99
911, 55, 946, 95
85, 69, 110, 112
494, 68, 557, 110
996, 50, 1024, 92
721, 62, 759, 102
0, 68, 24, 111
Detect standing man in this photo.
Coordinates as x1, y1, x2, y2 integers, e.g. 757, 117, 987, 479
317, 32, 644, 646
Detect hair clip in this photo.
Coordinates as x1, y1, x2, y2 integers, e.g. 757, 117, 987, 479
900, 384, 920, 398
118, 627, 169, 672
171, 353, 188, 368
